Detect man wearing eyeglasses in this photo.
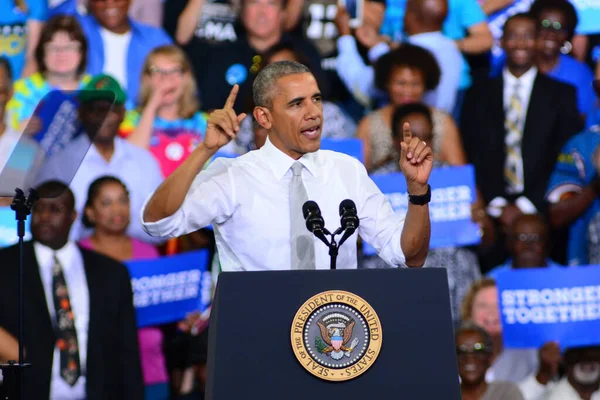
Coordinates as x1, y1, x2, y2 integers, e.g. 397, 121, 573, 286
546, 73, 600, 267
487, 213, 561, 279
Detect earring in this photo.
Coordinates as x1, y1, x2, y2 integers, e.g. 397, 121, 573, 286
560, 41, 572, 55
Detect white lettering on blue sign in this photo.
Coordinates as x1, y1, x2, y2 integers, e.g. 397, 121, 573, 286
501, 286, 600, 324
131, 269, 203, 308
385, 185, 472, 222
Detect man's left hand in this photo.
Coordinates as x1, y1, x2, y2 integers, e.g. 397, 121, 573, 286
399, 122, 433, 193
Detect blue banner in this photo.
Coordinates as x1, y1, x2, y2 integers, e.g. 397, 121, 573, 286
319, 138, 363, 164
364, 165, 481, 256
0, 206, 31, 248
496, 266, 600, 349
126, 249, 212, 328
211, 138, 364, 163
30, 91, 83, 157
571, 0, 600, 35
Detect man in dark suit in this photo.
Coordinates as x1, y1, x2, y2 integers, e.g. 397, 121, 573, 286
0, 181, 143, 400
460, 13, 582, 269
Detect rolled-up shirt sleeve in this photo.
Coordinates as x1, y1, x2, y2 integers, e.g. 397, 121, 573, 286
141, 158, 236, 238
354, 161, 406, 267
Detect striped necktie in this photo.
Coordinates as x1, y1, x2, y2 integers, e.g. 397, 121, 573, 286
504, 82, 525, 194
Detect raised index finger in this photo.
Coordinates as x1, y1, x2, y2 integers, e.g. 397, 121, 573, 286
225, 84, 240, 109
403, 122, 412, 143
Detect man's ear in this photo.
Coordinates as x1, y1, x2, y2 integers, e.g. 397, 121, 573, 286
253, 106, 272, 130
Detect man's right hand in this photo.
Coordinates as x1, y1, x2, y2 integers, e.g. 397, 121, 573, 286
203, 85, 247, 151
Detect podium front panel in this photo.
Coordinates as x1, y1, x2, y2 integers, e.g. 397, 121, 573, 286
206, 268, 461, 399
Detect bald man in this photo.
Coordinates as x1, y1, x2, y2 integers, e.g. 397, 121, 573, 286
403, 0, 463, 112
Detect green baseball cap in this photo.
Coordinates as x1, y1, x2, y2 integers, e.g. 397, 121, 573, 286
78, 74, 126, 105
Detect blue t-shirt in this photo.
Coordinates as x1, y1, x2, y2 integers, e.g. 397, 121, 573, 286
0, 0, 48, 79
381, 0, 485, 89
546, 127, 600, 266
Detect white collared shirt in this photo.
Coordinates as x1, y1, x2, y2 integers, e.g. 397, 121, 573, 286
35, 135, 164, 244
34, 241, 88, 400
502, 66, 538, 134
141, 137, 406, 271
545, 377, 600, 400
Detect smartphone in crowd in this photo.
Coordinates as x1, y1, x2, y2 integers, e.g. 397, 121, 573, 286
338, 0, 364, 28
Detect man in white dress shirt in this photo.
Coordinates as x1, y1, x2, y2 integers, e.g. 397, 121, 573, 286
141, 61, 433, 271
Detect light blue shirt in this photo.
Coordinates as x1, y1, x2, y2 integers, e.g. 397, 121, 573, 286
487, 258, 562, 280
380, 0, 486, 89
336, 32, 463, 113
35, 135, 164, 244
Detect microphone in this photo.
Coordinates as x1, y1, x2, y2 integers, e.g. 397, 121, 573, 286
302, 201, 330, 245
338, 199, 359, 246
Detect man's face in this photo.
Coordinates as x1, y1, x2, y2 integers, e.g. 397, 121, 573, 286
0, 67, 12, 123
536, 8, 569, 59
510, 217, 547, 268
566, 347, 600, 387
255, 73, 323, 159
242, 0, 284, 40
501, 17, 536, 71
80, 101, 125, 143
31, 194, 76, 250
456, 330, 491, 385
88, 0, 131, 32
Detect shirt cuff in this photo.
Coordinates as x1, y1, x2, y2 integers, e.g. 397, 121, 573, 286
486, 197, 507, 218
376, 215, 407, 267
337, 35, 358, 54
518, 374, 550, 400
139, 193, 184, 238
515, 196, 537, 214
368, 42, 390, 63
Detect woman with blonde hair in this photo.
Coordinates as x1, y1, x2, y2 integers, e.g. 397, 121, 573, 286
120, 45, 208, 178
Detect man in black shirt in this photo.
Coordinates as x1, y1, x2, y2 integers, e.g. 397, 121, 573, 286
182, 0, 327, 113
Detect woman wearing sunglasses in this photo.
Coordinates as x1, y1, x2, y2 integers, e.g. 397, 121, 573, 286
456, 321, 525, 400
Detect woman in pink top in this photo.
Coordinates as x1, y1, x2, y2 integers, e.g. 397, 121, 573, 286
78, 176, 170, 400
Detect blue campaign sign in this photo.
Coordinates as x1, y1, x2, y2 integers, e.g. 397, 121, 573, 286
571, 0, 600, 35
0, 206, 31, 248
320, 138, 364, 164
496, 266, 600, 349
31, 91, 84, 157
126, 249, 212, 328
364, 165, 481, 256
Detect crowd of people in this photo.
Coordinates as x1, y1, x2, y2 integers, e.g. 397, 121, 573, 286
0, 0, 599, 398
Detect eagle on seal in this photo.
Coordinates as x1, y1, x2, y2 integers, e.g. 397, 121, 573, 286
317, 319, 356, 359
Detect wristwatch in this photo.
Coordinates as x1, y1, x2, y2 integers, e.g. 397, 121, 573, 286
408, 185, 431, 205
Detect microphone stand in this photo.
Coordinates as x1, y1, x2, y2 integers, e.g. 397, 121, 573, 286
0, 188, 37, 400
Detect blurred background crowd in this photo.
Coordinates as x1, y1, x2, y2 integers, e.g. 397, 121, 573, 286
0, 0, 599, 398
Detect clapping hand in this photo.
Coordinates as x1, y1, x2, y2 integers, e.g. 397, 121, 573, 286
398, 122, 433, 193
204, 85, 247, 151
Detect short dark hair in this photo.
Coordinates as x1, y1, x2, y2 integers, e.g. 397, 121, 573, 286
502, 12, 536, 37
0, 57, 13, 83
34, 180, 75, 211
455, 320, 494, 350
35, 14, 88, 77
374, 44, 441, 93
252, 60, 311, 108
82, 176, 129, 228
528, 0, 578, 40
509, 213, 549, 238
391, 103, 433, 139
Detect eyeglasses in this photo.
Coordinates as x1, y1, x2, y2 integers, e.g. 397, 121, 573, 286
45, 43, 81, 54
456, 343, 491, 359
512, 233, 544, 243
540, 19, 568, 34
148, 66, 185, 77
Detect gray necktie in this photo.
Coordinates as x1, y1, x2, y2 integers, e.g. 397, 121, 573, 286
290, 161, 316, 270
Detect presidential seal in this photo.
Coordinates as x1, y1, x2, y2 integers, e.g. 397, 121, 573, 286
291, 290, 382, 382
